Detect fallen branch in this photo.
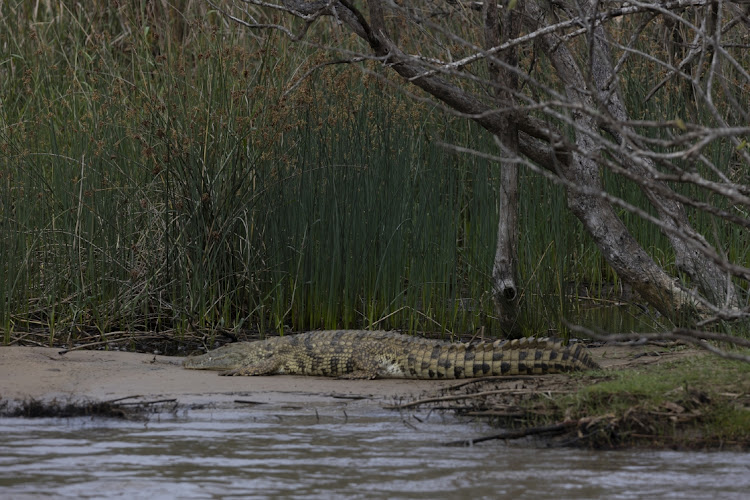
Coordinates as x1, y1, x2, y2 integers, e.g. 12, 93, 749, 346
443, 375, 543, 391
383, 387, 553, 410
566, 323, 750, 364
58, 335, 171, 354
444, 420, 577, 446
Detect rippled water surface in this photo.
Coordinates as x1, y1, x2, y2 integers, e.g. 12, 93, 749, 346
1, 402, 748, 499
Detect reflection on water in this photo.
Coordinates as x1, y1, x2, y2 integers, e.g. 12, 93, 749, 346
0, 402, 748, 499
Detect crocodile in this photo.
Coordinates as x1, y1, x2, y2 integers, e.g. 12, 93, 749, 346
182, 330, 600, 379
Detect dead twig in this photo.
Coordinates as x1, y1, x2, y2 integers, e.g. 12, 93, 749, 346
383, 387, 564, 410
443, 375, 543, 391
567, 323, 750, 364
444, 420, 578, 446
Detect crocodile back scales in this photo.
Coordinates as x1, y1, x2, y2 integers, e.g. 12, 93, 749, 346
183, 330, 600, 379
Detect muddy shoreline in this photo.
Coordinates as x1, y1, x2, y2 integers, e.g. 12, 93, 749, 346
2, 343, 747, 450
0, 342, 669, 404
0, 346, 455, 410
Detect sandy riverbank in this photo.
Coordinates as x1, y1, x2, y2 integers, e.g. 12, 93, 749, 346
0, 346, 459, 408
3, 342, 745, 449
0, 342, 682, 408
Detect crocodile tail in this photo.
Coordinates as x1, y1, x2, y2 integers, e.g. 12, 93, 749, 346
565, 341, 601, 370
496, 337, 600, 373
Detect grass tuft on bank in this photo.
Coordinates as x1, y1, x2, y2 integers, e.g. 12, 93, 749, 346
565, 356, 750, 448
424, 348, 750, 450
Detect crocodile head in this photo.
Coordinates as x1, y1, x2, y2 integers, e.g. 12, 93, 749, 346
183, 342, 271, 371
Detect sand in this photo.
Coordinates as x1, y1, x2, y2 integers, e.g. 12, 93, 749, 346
0, 346, 455, 407
0, 342, 689, 409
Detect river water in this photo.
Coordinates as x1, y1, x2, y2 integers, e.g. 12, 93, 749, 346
1, 400, 748, 499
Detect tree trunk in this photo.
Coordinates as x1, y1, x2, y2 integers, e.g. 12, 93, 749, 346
260, 0, 725, 322
578, 0, 740, 309
485, 1, 521, 334
526, 0, 708, 319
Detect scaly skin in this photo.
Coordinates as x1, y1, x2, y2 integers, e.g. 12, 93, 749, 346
183, 330, 600, 379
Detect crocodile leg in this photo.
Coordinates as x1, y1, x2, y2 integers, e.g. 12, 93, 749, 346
219, 357, 281, 376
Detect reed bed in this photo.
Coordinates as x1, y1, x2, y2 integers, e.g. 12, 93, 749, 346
1, 1, 743, 346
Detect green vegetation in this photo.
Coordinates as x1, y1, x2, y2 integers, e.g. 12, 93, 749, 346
424, 350, 750, 449
0, 2, 746, 347
0, 397, 154, 419
554, 355, 750, 448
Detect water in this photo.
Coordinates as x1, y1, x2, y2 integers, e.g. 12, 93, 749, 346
1, 402, 748, 499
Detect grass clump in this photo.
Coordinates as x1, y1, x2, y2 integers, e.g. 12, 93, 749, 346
0, 397, 161, 420
418, 349, 749, 449
554, 356, 750, 449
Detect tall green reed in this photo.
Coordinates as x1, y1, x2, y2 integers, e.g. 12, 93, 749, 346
4, 1, 744, 345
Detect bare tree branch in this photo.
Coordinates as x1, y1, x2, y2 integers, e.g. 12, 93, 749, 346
567, 323, 750, 364
212, 0, 750, 346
